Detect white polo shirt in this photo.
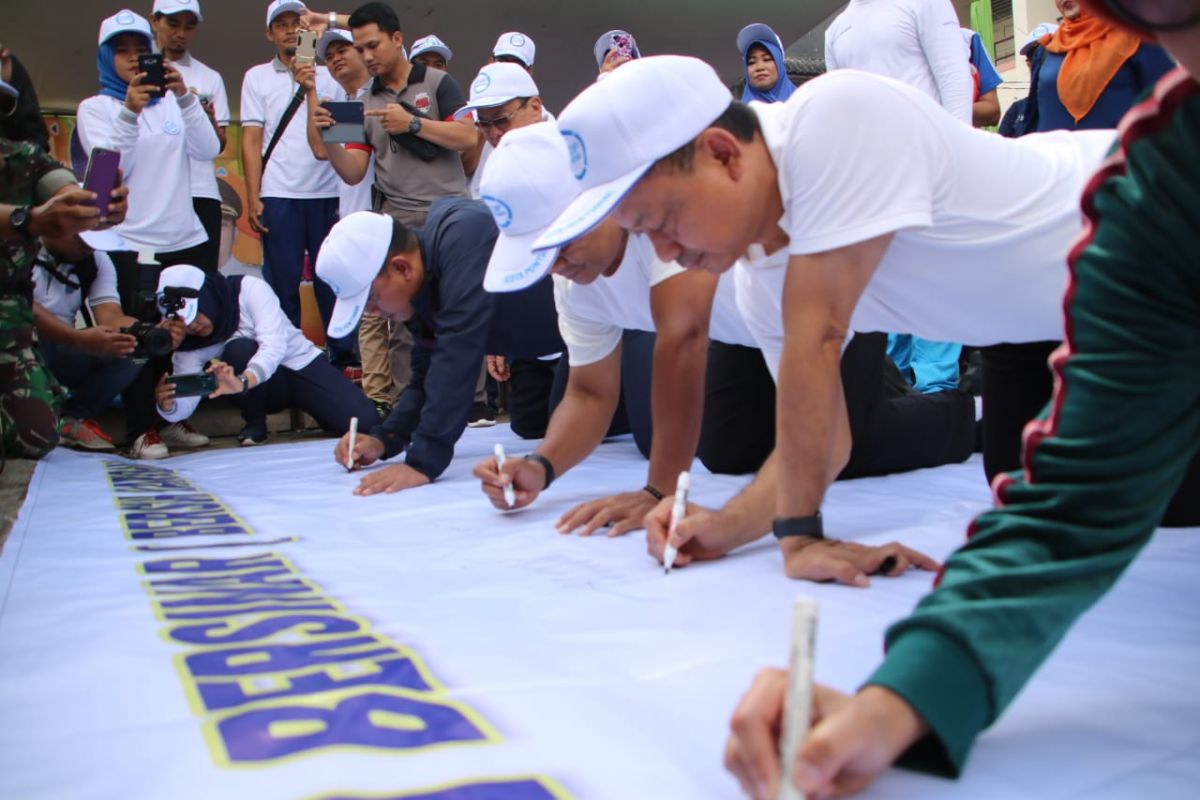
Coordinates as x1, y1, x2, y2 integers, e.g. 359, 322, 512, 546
33, 251, 121, 326
76, 92, 218, 252
738, 71, 1117, 357
241, 58, 340, 199
825, 0, 973, 124
161, 276, 323, 423
171, 51, 229, 202
555, 233, 756, 367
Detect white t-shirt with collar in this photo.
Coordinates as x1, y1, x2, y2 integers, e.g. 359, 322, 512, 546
33, 250, 121, 326
555, 233, 756, 367
331, 81, 375, 217
739, 71, 1117, 352
825, 0, 973, 124
171, 51, 229, 202
241, 59, 340, 199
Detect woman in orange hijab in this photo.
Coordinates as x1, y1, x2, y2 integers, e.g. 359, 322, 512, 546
1031, 0, 1176, 129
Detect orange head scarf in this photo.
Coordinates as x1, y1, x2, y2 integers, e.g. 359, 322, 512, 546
1040, 10, 1142, 122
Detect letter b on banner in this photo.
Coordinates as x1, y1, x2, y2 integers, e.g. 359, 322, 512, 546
213, 688, 496, 762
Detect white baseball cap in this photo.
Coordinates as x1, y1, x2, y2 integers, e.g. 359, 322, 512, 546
156, 264, 205, 326
153, 0, 204, 21
454, 63, 540, 119
98, 9, 154, 46
1020, 22, 1059, 56
319, 28, 353, 61
593, 30, 641, 69
533, 55, 731, 252
316, 211, 394, 339
410, 34, 453, 62
266, 0, 306, 28
492, 31, 535, 67
478, 123, 576, 292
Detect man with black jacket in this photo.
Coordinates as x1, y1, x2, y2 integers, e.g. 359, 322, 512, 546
316, 199, 557, 494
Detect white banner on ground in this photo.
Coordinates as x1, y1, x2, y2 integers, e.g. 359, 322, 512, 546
1, 430, 1198, 799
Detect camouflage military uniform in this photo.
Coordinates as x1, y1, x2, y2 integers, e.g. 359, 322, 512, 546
1, 139, 74, 458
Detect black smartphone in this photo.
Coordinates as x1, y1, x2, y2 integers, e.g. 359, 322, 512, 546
137, 53, 166, 99
167, 372, 217, 398
320, 101, 366, 144
82, 147, 121, 215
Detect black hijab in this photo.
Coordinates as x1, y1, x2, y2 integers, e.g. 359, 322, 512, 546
178, 274, 245, 352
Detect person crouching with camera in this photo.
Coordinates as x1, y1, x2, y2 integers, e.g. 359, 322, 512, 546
32, 236, 181, 450
153, 265, 378, 447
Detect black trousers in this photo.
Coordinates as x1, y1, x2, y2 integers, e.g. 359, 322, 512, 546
698, 334, 977, 479
980, 340, 1200, 526
508, 356, 559, 440
110, 242, 213, 440
544, 330, 649, 446
222, 338, 377, 435
192, 197, 222, 275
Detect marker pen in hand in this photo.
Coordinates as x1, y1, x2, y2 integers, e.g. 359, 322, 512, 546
346, 416, 358, 472
663, 471, 689, 575
494, 443, 516, 509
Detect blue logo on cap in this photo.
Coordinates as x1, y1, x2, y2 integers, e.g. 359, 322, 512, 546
481, 195, 513, 230
117, 11, 136, 25
562, 130, 587, 180
510, 34, 526, 47
473, 73, 492, 96
163, 121, 181, 135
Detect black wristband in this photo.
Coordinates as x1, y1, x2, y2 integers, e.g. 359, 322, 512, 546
772, 512, 824, 540
524, 452, 556, 490
642, 484, 664, 502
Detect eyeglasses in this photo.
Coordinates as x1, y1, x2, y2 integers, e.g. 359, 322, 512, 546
1103, 0, 1200, 31
475, 98, 531, 133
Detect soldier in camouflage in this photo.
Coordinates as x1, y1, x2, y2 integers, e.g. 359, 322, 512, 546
1, 136, 128, 459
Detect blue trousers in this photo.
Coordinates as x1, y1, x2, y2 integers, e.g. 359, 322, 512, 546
222, 338, 377, 435
39, 339, 143, 421
260, 197, 355, 365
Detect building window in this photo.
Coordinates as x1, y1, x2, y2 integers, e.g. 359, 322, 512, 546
993, 0, 1016, 69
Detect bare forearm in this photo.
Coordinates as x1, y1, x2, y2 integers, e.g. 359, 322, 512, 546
720, 449, 780, 546
418, 119, 478, 152
535, 384, 619, 486
325, 145, 368, 184
776, 336, 845, 518
241, 130, 264, 200
305, 92, 330, 161
646, 332, 708, 492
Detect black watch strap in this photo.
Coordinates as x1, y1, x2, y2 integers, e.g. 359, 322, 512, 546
10, 206, 32, 238
642, 484, 664, 502
524, 452, 556, 490
772, 512, 824, 540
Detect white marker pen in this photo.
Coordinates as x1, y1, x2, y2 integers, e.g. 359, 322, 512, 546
663, 471, 689, 574
494, 443, 516, 509
346, 416, 358, 472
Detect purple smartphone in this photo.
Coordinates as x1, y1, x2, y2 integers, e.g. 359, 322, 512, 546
82, 147, 120, 215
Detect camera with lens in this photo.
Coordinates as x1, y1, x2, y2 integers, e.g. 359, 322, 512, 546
121, 321, 174, 360
158, 285, 199, 318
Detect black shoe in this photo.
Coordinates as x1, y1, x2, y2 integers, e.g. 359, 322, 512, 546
237, 422, 269, 447
466, 401, 496, 428
373, 399, 392, 421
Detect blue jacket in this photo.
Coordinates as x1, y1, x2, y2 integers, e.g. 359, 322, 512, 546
1032, 43, 1175, 131
374, 198, 561, 480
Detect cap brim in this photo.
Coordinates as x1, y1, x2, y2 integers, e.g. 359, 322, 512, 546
532, 162, 652, 251
453, 96, 515, 119
78, 228, 129, 252
327, 286, 370, 339
483, 228, 560, 293
737, 24, 778, 55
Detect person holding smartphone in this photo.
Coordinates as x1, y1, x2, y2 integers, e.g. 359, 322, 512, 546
153, 264, 377, 447
151, 0, 230, 275
76, 8, 220, 459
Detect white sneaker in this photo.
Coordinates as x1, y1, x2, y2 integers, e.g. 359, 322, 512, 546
160, 421, 210, 448
130, 429, 169, 460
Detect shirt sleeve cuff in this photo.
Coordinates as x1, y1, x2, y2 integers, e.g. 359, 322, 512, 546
344, 142, 372, 152
866, 626, 993, 778
117, 106, 140, 126
36, 169, 81, 204
245, 363, 268, 387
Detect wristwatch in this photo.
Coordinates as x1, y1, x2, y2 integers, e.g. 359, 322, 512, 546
328, 11, 338, 29
772, 512, 824, 540
9, 206, 32, 239
238, 374, 250, 393
407, 115, 423, 135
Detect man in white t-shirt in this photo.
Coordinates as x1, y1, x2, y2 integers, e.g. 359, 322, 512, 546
533, 56, 1114, 584
32, 242, 164, 451
150, 0, 228, 273
241, 1, 348, 365
825, 0, 973, 124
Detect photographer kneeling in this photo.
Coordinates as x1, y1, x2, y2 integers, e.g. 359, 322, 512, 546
33, 236, 170, 450
153, 265, 377, 446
